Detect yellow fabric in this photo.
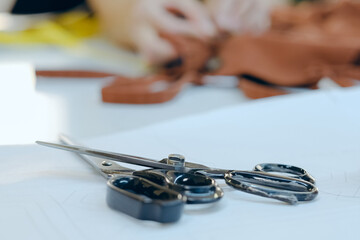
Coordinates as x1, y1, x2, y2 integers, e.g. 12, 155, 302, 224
0, 11, 99, 46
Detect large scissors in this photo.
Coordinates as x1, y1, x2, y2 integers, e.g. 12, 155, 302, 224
36, 135, 318, 223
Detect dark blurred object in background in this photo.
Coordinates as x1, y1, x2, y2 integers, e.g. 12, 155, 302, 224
291, 0, 321, 4
11, 0, 85, 14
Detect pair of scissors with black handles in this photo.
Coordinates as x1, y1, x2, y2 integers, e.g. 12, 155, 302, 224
36, 134, 318, 223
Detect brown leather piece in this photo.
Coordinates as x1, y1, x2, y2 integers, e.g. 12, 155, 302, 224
331, 75, 358, 87
37, 70, 202, 104
36, 70, 115, 78
100, 34, 212, 104
160, 33, 213, 75
35, 0, 360, 103
215, 32, 360, 86
102, 72, 199, 104
271, 1, 360, 38
238, 77, 288, 99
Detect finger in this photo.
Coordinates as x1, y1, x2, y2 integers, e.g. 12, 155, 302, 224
232, 0, 257, 33
132, 24, 177, 64
166, 0, 216, 38
205, 0, 218, 16
145, 5, 202, 38
234, 0, 270, 34
146, 1, 216, 39
252, 1, 272, 34
215, 0, 240, 33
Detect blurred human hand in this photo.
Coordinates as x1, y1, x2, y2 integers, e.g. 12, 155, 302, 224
206, 0, 273, 35
131, 0, 216, 64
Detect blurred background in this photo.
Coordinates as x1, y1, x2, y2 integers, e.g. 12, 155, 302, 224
0, 0, 359, 144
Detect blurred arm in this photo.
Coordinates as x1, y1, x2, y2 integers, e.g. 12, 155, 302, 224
0, 0, 15, 12
87, 0, 137, 48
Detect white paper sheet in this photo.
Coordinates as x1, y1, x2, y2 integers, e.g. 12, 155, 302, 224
0, 63, 65, 145
1, 87, 359, 240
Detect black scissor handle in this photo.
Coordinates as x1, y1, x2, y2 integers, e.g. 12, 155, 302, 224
224, 170, 318, 204
106, 175, 185, 223
253, 163, 316, 184
133, 169, 224, 204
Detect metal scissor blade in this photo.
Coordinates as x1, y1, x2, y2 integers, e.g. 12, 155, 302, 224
58, 134, 134, 179
36, 141, 177, 170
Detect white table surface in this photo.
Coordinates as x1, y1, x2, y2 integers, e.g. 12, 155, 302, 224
1, 85, 359, 240
1, 41, 359, 240
0, 42, 248, 145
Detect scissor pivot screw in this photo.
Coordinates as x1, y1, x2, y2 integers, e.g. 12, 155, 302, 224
102, 161, 113, 167
167, 154, 185, 168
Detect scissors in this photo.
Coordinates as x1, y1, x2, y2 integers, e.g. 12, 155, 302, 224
36, 135, 318, 223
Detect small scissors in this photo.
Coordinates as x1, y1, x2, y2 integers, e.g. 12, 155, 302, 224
36, 135, 318, 223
